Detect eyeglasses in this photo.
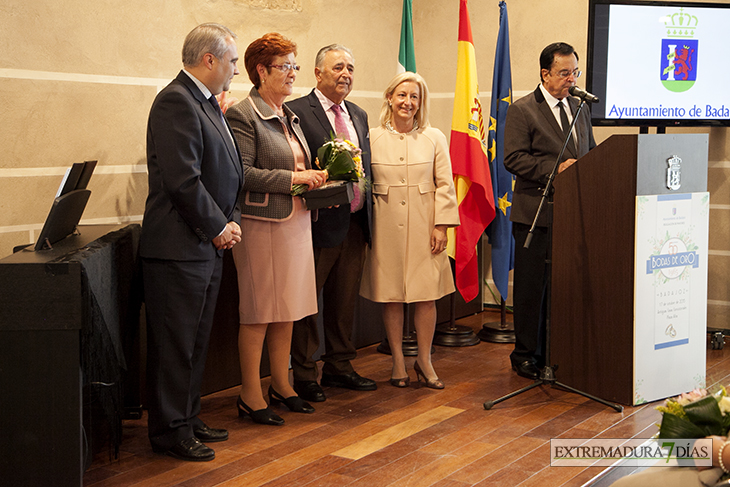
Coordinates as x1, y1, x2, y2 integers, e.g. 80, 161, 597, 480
269, 63, 300, 72
553, 69, 582, 79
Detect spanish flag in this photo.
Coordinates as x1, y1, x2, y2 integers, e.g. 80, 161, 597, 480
447, 0, 496, 303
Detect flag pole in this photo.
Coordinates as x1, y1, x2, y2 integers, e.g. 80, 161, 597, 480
433, 261, 480, 347
477, 297, 515, 343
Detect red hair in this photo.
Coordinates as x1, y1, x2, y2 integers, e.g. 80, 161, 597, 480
244, 33, 297, 88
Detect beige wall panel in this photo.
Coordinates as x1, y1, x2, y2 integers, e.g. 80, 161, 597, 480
708, 304, 730, 331
708, 167, 730, 209
352, 97, 384, 132
708, 127, 730, 164
0, 177, 72, 226
709, 255, 730, 305
227, 0, 404, 93
83, 173, 148, 221
709, 207, 730, 251
0, 79, 149, 169
410, 0, 472, 94
708, 254, 730, 302
1, 1, 188, 76
492, 1, 591, 94
428, 98, 457, 141
0, 232, 32, 255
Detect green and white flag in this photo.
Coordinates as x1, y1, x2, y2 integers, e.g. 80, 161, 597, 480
398, 0, 416, 72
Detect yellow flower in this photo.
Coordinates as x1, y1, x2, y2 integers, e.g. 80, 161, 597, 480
719, 396, 730, 415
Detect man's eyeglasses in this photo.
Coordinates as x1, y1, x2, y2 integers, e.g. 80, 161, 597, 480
269, 63, 300, 72
553, 69, 582, 79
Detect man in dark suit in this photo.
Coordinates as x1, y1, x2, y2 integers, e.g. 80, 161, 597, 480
140, 23, 243, 461
504, 42, 596, 380
286, 44, 376, 402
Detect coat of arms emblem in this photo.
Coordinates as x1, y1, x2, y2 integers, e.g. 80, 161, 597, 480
666, 155, 682, 191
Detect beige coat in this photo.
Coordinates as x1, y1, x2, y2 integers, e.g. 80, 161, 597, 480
360, 126, 460, 303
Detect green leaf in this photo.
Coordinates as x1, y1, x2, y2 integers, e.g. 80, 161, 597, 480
326, 151, 356, 176
658, 412, 707, 439
317, 144, 333, 167
683, 396, 725, 436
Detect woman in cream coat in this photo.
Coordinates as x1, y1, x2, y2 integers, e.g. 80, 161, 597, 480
360, 72, 459, 389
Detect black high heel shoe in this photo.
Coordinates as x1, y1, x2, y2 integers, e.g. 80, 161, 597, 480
389, 376, 411, 388
413, 361, 444, 389
389, 364, 411, 388
236, 396, 285, 426
268, 386, 315, 414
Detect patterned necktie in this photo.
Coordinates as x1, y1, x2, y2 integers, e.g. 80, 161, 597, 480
210, 95, 236, 148
558, 101, 576, 154
331, 104, 351, 140
209, 96, 226, 125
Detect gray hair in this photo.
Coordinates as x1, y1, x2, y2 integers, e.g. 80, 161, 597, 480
182, 23, 237, 68
379, 71, 430, 128
314, 44, 355, 68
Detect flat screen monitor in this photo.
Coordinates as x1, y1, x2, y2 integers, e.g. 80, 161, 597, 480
587, 0, 730, 127
34, 161, 96, 251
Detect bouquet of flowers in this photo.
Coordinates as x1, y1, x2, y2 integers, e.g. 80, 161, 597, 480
292, 134, 368, 212
657, 387, 730, 438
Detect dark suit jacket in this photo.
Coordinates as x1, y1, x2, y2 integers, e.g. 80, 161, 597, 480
140, 71, 243, 260
285, 90, 372, 247
504, 85, 596, 227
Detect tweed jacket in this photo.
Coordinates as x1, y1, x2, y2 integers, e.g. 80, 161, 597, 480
504, 85, 596, 227
226, 87, 312, 221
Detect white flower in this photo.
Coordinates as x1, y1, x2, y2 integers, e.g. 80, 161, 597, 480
675, 388, 707, 406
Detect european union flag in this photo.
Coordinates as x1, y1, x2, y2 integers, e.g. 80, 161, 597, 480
485, 0, 514, 300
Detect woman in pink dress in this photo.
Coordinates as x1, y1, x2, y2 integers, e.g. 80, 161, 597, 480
226, 33, 327, 425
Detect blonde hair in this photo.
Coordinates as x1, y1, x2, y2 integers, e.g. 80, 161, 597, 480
379, 71, 430, 128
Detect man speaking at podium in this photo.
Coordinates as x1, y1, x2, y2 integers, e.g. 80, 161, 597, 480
503, 42, 596, 380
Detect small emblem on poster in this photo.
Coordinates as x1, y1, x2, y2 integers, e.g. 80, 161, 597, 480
666, 155, 682, 191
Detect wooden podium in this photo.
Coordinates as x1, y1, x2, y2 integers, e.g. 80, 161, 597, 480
551, 134, 709, 406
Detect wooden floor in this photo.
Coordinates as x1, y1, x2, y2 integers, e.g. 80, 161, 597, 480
84, 310, 730, 487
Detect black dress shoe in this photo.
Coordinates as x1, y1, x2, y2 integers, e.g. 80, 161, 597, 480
159, 437, 215, 462
512, 360, 540, 380
268, 386, 315, 413
321, 371, 377, 391
236, 396, 284, 426
293, 380, 326, 402
193, 424, 228, 443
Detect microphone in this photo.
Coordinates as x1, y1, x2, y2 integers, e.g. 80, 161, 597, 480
568, 86, 599, 103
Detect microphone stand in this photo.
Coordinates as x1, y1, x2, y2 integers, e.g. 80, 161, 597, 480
484, 95, 623, 413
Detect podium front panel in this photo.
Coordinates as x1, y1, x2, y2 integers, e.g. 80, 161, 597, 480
633, 191, 708, 404
636, 134, 708, 196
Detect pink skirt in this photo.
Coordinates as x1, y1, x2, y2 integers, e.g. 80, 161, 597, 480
232, 198, 317, 324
